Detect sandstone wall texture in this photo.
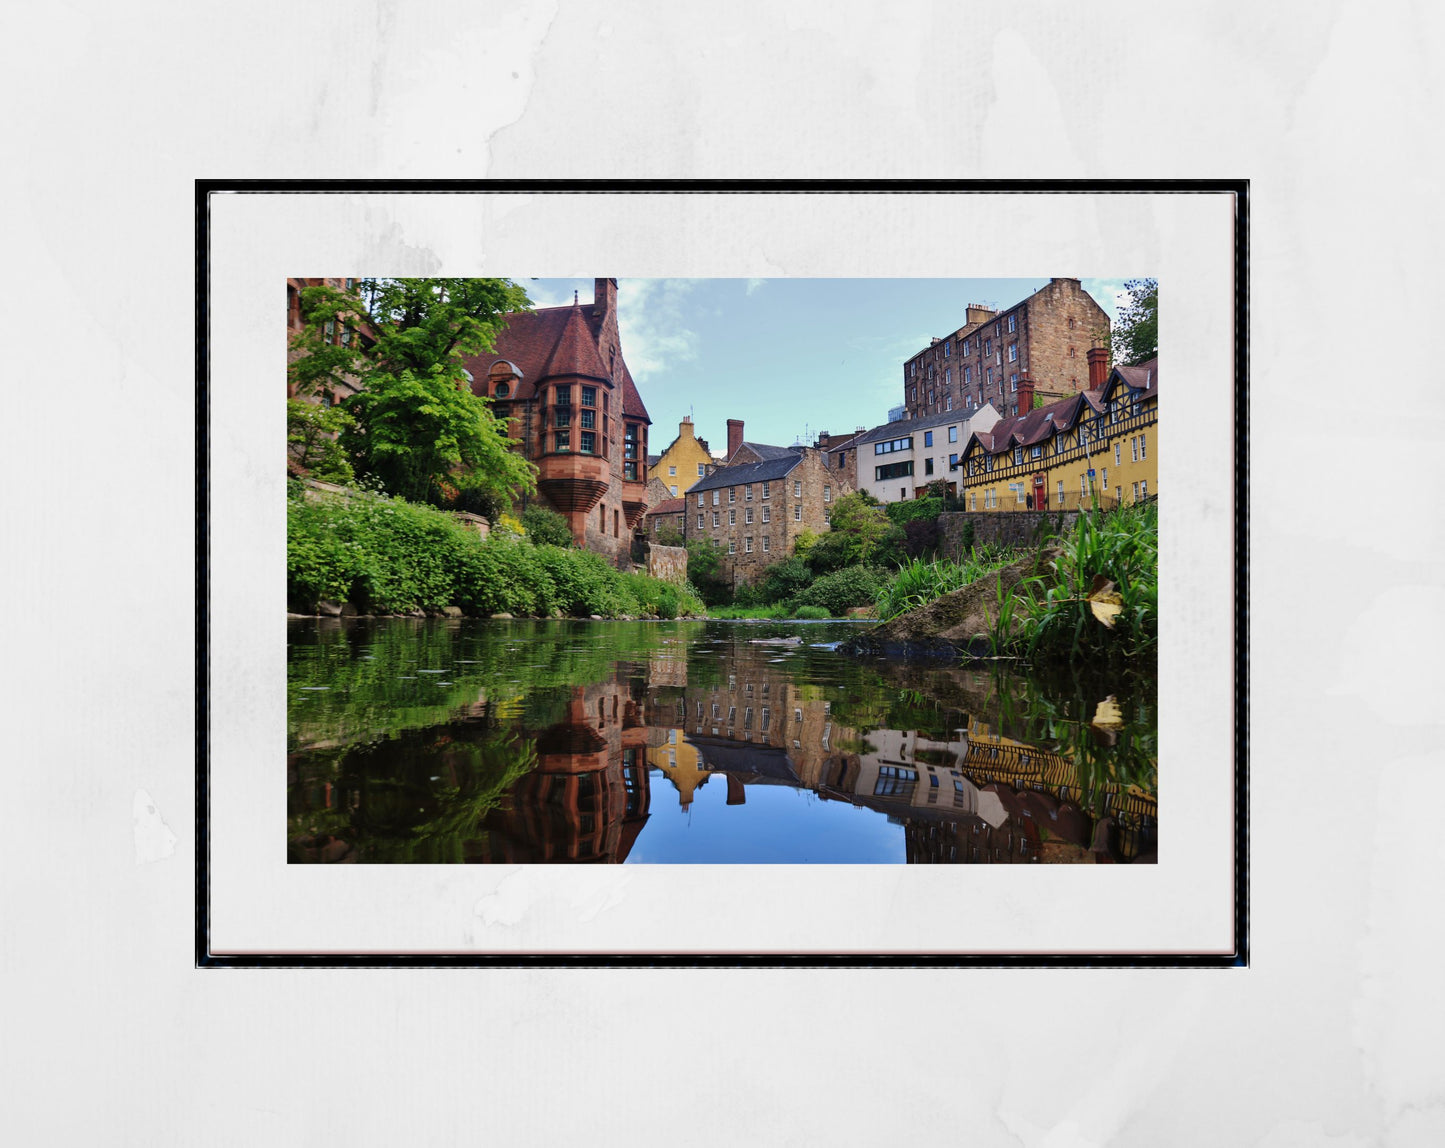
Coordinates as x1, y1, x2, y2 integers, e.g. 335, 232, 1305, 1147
937, 510, 1080, 556
646, 544, 689, 586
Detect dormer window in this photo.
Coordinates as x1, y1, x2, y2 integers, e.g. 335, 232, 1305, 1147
495, 381, 510, 399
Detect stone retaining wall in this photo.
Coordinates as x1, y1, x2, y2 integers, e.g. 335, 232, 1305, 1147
937, 510, 1079, 556
646, 544, 689, 585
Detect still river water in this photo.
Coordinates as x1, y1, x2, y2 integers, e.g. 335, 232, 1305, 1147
288, 618, 1157, 865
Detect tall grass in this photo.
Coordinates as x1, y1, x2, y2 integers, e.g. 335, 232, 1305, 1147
873, 543, 1018, 621
1012, 500, 1157, 662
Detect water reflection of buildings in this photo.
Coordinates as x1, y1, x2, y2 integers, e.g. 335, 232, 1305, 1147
474, 678, 652, 863
637, 650, 1156, 864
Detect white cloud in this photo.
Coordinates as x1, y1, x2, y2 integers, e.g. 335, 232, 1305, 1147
522, 278, 584, 310
745, 278, 766, 295
616, 278, 701, 381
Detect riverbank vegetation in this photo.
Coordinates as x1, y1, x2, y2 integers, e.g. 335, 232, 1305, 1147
287, 483, 704, 619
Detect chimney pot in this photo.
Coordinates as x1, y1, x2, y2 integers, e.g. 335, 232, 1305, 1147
1086, 346, 1109, 390
727, 418, 744, 460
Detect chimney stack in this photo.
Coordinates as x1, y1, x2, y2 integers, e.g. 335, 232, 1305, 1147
593, 277, 617, 322
727, 418, 744, 460
1086, 346, 1109, 390
1017, 373, 1035, 414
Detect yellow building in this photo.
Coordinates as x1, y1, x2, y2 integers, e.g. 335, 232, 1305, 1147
958, 352, 1158, 512
648, 416, 716, 499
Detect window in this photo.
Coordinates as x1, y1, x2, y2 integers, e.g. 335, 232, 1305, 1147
712, 490, 720, 506
910, 386, 917, 402
1057, 480, 1064, 504
1115, 442, 1121, 466
874, 437, 912, 455
964, 366, 972, 386
945, 394, 953, 411
1132, 482, 1139, 501
1008, 343, 1017, 362
745, 537, 753, 553
949, 426, 958, 443
900, 487, 907, 500
698, 463, 705, 477
1013, 448, 1023, 466
729, 508, 736, 525
1010, 375, 1018, 392
1008, 314, 1017, 333
944, 341, 951, 358
928, 390, 934, 405
1139, 433, 1147, 460
793, 481, 801, 497
554, 430, 571, 451
580, 408, 596, 429
924, 457, 934, 475
875, 460, 913, 481
1068, 317, 1075, 329
1140, 479, 1148, 498
945, 368, 951, 386
1131, 436, 1138, 462
553, 408, 571, 429
824, 485, 832, 502
669, 485, 677, 496
555, 386, 571, 407
668, 465, 676, 476
1058, 437, 1069, 455
698, 514, 705, 529
745, 485, 753, 501
948, 453, 958, 470
924, 431, 933, 447
1030, 445, 1042, 459
762, 482, 770, 499
581, 386, 597, 407
794, 504, 802, 521
697, 493, 705, 508
762, 536, 770, 552
986, 368, 993, 386
729, 487, 736, 503
1102, 467, 1108, 490
762, 506, 770, 523
1068, 347, 1076, 359
728, 539, 736, 554
745, 507, 754, 524
984, 338, 992, 356
712, 511, 719, 528
824, 511, 831, 524
969, 491, 977, 510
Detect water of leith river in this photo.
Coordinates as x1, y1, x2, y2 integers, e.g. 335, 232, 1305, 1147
287, 617, 1157, 865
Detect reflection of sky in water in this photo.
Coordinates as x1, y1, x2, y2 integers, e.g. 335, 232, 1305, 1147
626, 768, 905, 863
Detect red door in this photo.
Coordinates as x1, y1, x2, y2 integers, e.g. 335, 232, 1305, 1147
1033, 475, 1046, 509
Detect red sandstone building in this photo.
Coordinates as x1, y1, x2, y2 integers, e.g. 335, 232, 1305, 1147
462, 278, 651, 566
901, 278, 1110, 422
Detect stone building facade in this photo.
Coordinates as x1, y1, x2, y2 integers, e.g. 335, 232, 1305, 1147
682, 445, 849, 588
285, 277, 372, 404
901, 278, 1110, 421
462, 278, 652, 567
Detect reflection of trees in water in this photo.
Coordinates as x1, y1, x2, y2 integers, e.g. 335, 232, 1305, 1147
288, 619, 1158, 864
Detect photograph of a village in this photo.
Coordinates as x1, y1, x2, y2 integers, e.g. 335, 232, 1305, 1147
286, 275, 1159, 866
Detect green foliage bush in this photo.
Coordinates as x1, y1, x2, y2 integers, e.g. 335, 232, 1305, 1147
287, 489, 694, 618
521, 503, 574, 548
885, 495, 942, 527
793, 605, 830, 620
796, 565, 889, 616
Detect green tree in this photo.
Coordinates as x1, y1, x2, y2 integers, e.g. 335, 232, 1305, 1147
817, 491, 902, 569
1109, 278, 1158, 367
288, 278, 538, 506
286, 398, 356, 484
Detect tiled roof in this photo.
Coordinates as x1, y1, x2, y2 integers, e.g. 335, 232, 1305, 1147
1115, 357, 1158, 398
645, 497, 685, 517
619, 359, 650, 422
853, 403, 997, 447
686, 453, 802, 494
739, 441, 800, 462
542, 304, 610, 381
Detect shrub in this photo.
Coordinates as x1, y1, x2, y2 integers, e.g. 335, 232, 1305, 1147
521, 503, 573, 548
755, 556, 813, 605
885, 495, 942, 528
796, 565, 889, 616
794, 605, 830, 620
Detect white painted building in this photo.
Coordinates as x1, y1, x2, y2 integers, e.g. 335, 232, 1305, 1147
852, 402, 1002, 503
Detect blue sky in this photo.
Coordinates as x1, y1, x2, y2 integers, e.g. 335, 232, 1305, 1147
525, 278, 1135, 453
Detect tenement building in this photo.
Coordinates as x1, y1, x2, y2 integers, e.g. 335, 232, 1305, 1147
462, 278, 652, 566
683, 441, 849, 589
851, 403, 1002, 504
901, 279, 1110, 422
957, 350, 1158, 512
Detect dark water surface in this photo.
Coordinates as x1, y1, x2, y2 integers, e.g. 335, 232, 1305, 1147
288, 617, 1157, 864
